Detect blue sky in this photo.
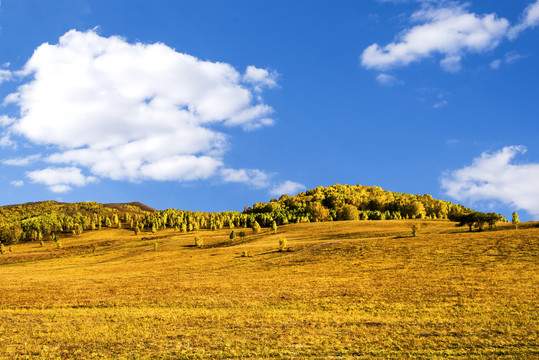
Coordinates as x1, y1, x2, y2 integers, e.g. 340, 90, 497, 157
0, 0, 538, 221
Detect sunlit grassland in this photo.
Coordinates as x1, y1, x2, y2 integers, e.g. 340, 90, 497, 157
0, 220, 537, 359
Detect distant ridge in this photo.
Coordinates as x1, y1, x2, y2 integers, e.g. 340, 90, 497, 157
1, 200, 156, 213
104, 202, 157, 213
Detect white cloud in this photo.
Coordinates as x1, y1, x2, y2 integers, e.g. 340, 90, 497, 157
509, 0, 539, 39
489, 51, 524, 70
139, 155, 222, 181
26, 167, 98, 193
0, 115, 15, 126
0, 134, 15, 148
361, 2, 509, 71
417, 87, 449, 108
376, 73, 402, 86
1, 29, 284, 192
439, 54, 462, 72
270, 180, 306, 197
10, 180, 24, 187
220, 168, 271, 188
490, 59, 502, 69
504, 51, 524, 64
441, 146, 539, 219
242, 65, 278, 92
0, 69, 11, 84
432, 99, 448, 108
2, 154, 41, 166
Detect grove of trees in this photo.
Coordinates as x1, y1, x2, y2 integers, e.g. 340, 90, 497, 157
0, 184, 505, 245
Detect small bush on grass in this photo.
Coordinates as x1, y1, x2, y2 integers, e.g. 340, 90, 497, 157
411, 223, 420, 237
279, 238, 288, 252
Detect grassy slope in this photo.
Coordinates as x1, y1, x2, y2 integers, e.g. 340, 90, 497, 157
0, 220, 537, 359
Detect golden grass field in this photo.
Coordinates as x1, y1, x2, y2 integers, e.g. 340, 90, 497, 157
0, 219, 537, 359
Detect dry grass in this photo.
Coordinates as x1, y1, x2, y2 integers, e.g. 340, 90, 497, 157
0, 220, 537, 359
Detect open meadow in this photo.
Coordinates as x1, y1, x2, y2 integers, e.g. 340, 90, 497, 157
0, 220, 537, 359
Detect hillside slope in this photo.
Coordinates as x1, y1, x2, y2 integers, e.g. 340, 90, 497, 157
0, 219, 537, 358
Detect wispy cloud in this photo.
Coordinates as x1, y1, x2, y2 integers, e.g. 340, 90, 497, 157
508, 0, 539, 39
26, 167, 98, 193
2, 154, 41, 166
376, 73, 403, 86
270, 180, 305, 197
10, 180, 24, 187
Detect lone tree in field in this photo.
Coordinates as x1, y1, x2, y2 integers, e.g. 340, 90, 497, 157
279, 237, 288, 252
194, 236, 204, 248
230, 231, 236, 240
411, 223, 420, 237
252, 221, 261, 234
512, 212, 520, 229
271, 221, 278, 234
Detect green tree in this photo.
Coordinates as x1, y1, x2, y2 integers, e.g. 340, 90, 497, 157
308, 202, 330, 222
271, 221, 278, 234
252, 221, 261, 234
336, 204, 359, 221
230, 231, 236, 240
411, 223, 420, 237
279, 237, 288, 252
512, 212, 520, 229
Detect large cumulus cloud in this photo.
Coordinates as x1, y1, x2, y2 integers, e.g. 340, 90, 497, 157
1, 29, 296, 192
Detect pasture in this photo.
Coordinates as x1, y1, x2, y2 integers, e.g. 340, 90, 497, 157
0, 220, 537, 359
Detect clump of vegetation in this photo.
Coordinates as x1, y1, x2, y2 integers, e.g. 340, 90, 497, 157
153, 242, 157, 251
244, 183, 472, 223
252, 221, 261, 234
0, 243, 4, 255
238, 231, 247, 239
411, 223, 420, 237
194, 236, 204, 248
279, 237, 288, 252
512, 211, 520, 229
0, 201, 150, 245
229, 231, 236, 240
0, 186, 488, 248
39, 240, 44, 247
242, 250, 249, 257
449, 211, 504, 232
336, 204, 359, 220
